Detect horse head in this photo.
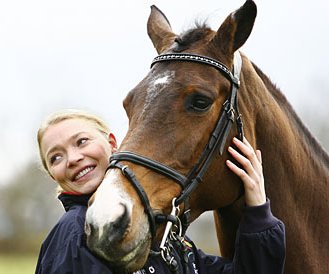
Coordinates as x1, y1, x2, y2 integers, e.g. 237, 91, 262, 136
86, 1, 257, 272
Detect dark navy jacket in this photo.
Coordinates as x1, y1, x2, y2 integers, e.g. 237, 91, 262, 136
35, 194, 285, 274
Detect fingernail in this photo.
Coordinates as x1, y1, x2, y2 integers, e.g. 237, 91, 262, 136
226, 159, 232, 166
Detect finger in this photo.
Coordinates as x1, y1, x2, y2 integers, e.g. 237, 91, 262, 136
233, 137, 261, 169
233, 137, 251, 156
256, 150, 262, 164
242, 136, 254, 150
228, 146, 255, 177
226, 159, 250, 182
232, 138, 259, 168
227, 149, 265, 202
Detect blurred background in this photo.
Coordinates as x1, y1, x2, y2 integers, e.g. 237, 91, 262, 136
1, 0, 329, 273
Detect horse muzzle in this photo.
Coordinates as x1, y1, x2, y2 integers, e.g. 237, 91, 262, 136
85, 220, 151, 273
85, 176, 152, 272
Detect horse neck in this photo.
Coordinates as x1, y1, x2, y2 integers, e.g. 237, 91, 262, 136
248, 63, 329, 193
242, 62, 329, 273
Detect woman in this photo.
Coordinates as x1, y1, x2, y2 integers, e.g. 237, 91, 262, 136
35, 109, 285, 274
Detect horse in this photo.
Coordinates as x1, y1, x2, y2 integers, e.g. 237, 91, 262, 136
85, 1, 329, 273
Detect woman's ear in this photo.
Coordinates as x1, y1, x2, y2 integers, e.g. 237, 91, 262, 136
108, 133, 118, 153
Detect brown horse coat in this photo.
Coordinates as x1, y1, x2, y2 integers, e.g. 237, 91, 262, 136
86, 1, 329, 273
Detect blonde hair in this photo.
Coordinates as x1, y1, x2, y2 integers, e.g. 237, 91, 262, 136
37, 109, 110, 175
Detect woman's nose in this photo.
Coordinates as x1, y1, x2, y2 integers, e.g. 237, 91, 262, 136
66, 148, 83, 167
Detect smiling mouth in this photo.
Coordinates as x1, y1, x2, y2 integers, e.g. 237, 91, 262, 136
74, 166, 95, 181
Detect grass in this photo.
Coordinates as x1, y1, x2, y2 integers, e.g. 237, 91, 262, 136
0, 254, 38, 274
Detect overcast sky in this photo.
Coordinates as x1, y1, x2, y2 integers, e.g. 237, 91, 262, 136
1, 0, 329, 184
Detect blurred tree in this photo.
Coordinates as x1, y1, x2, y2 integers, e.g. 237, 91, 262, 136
0, 161, 62, 254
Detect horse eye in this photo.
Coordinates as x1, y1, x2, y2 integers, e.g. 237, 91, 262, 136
186, 94, 213, 112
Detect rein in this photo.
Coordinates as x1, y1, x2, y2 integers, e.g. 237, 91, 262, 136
107, 52, 244, 270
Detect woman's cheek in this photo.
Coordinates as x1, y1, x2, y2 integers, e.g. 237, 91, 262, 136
52, 165, 66, 182
98, 145, 112, 166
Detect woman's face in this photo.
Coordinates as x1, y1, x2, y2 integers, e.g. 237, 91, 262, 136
40, 118, 116, 194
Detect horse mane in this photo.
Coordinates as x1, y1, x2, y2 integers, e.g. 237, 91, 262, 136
251, 62, 329, 165
173, 23, 213, 52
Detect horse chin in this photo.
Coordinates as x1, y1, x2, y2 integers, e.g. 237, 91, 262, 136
88, 227, 152, 273
107, 235, 152, 273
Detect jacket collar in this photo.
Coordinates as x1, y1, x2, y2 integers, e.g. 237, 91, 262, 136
58, 193, 93, 212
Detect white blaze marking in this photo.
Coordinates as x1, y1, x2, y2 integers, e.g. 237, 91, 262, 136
154, 75, 170, 85
142, 71, 175, 114
85, 170, 133, 239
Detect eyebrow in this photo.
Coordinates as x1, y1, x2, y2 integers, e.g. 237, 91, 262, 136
45, 132, 88, 160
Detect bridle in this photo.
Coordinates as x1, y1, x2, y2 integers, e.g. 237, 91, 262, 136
106, 52, 244, 269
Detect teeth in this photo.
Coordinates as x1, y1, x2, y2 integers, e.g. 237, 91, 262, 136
75, 167, 94, 180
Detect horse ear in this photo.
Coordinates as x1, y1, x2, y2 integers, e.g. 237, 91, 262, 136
210, 0, 257, 55
147, 5, 177, 54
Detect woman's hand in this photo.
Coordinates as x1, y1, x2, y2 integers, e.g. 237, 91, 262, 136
226, 137, 266, 207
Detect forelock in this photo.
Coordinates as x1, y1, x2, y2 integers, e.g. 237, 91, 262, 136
173, 23, 213, 52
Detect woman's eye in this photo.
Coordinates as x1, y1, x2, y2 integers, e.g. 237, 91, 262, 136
50, 154, 62, 165
187, 94, 213, 112
77, 137, 89, 146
